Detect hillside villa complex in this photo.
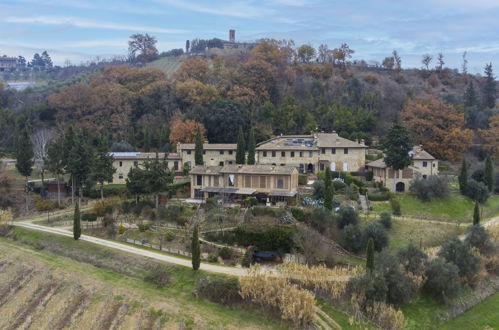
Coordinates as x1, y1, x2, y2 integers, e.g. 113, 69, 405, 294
109, 133, 437, 196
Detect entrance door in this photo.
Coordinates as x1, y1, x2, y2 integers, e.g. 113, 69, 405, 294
307, 163, 314, 173
395, 182, 405, 192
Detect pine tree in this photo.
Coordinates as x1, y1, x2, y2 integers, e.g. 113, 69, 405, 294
236, 127, 246, 164
366, 238, 374, 273
67, 130, 93, 204
382, 121, 412, 192
191, 225, 201, 270
143, 128, 151, 152
464, 80, 477, 107
143, 156, 173, 209
73, 201, 81, 240
15, 123, 34, 213
458, 159, 468, 195
484, 156, 494, 192
194, 128, 203, 166
92, 135, 116, 200
247, 129, 256, 165
324, 167, 333, 210
126, 167, 147, 204
473, 201, 480, 226
484, 63, 497, 109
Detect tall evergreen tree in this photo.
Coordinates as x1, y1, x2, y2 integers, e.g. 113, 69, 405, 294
458, 159, 468, 195
366, 238, 374, 273
143, 128, 151, 152
63, 126, 77, 204
194, 128, 203, 166
92, 135, 116, 200
382, 121, 412, 192
464, 80, 477, 107
473, 201, 480, 226
236, 127, 246, 164
484, 156, 494, 192
15, 123, 34, 213
126, 167, 147, 204
73, 201, 81, 240
67, 130, 93, 203
324, 167, 333, 210
143, 155, 173, 209
247, 129, 256, 165
191, 225, 200, 270
483, 63, 497, 109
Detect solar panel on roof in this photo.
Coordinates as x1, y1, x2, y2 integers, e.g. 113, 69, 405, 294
109, 152, 140, 157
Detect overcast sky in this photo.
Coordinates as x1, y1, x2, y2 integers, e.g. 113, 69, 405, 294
1, 0, 498, 73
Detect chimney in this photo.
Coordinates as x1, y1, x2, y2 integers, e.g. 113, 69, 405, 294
229, 29, 235, 42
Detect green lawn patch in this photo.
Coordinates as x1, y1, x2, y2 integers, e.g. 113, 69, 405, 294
439, 293, 499, 330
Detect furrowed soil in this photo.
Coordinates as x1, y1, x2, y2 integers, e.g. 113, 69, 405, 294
0, 228, 289, 330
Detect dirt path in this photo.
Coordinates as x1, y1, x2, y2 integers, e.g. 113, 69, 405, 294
15, 220, 247, 276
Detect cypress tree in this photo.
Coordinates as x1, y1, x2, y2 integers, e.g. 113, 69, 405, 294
458, 159, 468, 195
191, 225, 201, 270
15, 123, 34, 213
324, 167, 333, 210
194, 128, 203, 166
473, 201, 480, 226
464, 80, 477, 107
366, 238, 374, 273
483, 63, 496, 109
73, 201, 81, 240
484, 156, 494, 192
247, 129, 256, 165
236, 127, 246, 164
382, 121, 412, 192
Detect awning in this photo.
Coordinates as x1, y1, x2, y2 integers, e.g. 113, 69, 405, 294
201, 187, 224, 193
268, 190, 297, 197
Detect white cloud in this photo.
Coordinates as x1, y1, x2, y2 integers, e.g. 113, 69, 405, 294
153, 0, 272, 18
4, 16, 189, 34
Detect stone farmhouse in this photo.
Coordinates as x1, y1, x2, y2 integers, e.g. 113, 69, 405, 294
256, 132, 367, 174
0, 56, 17, 71
366, 145, 438, 192
110, 152, 166, 184
190, 165, 299, 204
177, 143, 237, 168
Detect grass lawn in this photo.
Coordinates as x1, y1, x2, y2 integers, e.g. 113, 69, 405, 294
371, 193, 499, 222
438, 293, 499, 330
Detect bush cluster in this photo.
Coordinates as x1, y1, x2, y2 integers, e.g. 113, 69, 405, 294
368, 192, 390, 201
409, 175, 449, 202
194, 276, 242, 305
144, 265, 171, 288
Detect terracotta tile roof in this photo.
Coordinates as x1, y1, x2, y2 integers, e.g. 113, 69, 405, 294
109, 152, 166, 160
189, 166, 223, 175
256, 133, 366, 150
316, 133, 366, 148
410, 145, 436, 160
220, 164, 297, 175
366, 158, 387, 168
179, 143, 237, 150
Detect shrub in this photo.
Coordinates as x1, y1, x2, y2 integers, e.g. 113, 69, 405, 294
118, 224, 125, 235
164, 230, 175, 241
365, 171, 374, 181
397, 243, 428, 275
465, 225, 490, 251
298, 174, 308, 185
424, 258, 460, 303
208, 253, 218, 263
465, 179, 490, 203
379, 212, 392, 229
160, 204, 187, 225
234, 226, 295, 252
375, 250, 412, 306
368, 192, 390, 201
194, 276, 241, 305
244, 196, 257, 207
342, 224, 363, 253
409, 175, 449, 202
144, 265, 171, 287
363, 222, 388, 252
138, 223, 151, 232
332, 180, 347, 191
290, 206, 305, 222
390, 198, 401, 216
337, 205, 358, 229
81, 212, 97, 222
363, 72, 379, 84
218, 247, 232, 260
205, 195, 221, 209
308, 207, 334, 233
348, 273, 388, 304
241, 247, 255, 267
438, 238, 480, 278
251, 206, 286, 218
312, 179, 325, 199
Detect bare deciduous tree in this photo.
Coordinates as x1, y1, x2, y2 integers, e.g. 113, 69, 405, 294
422, 54, 433, 70
31, 128, 54, 186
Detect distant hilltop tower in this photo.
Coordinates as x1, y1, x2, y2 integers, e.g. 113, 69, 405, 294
229, 29, 235, 43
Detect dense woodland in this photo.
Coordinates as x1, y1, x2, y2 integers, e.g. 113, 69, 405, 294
0, 39, 497, 162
